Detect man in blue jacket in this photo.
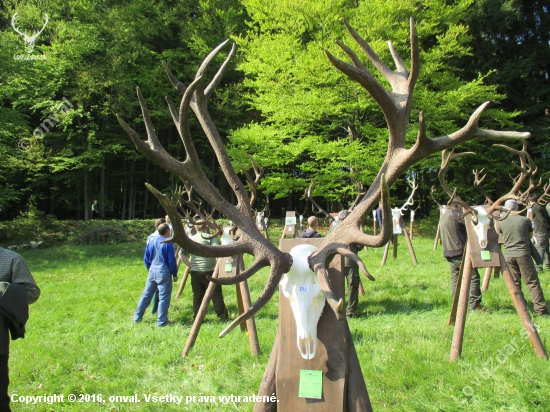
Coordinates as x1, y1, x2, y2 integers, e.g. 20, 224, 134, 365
134, 223, 178, 326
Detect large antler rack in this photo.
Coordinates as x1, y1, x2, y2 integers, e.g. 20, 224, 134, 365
117, 41, 293, 337
118, 18, 529, 332
306, 181, 334, 225
539, 180, 550, 206
487, 140, 537, 215
399, 175, 418, 212
438, 148, 475, 211
306, 17, 529, 312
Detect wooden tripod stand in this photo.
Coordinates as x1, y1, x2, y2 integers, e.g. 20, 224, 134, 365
448, 218, 547, 361
182, 255, 261, 357
381, 216, 418, 266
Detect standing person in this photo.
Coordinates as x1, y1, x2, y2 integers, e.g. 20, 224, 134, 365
134, 223, 178, 326
528, 195, 550, 273
439, 203, 483, 311
91, 200, 100, 219
297, 216, 322, 238
146, 218, 165, 315
180, 224, 228, 321
0, 247, 41, 411
335, 210, 364, 318
498, 199, 549, 316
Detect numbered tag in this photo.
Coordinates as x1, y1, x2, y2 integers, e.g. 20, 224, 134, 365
480, 251, 491, 261
285, 216, 297, 225
298, 370, 323, 399
298, 286, 309, 293
225, 263, 233, 272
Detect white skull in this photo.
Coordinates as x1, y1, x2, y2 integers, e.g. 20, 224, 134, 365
391, 207, 403, 233
440, 205, 447, 215
256, 212, 264, 229
280, 244, 325, 360
221, 227, 233, 245
410, 210, 415, 222
472, 206, 490, 249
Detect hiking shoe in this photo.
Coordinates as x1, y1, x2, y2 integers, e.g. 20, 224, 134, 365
470, 303, 489, 313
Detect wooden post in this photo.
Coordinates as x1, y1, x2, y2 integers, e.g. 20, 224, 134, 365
373, 220, 377, 236
392, 234, 398, 259
254, 332, 279, 412
182, 261, 220, 356
400, 217, 418, 266
448, 252, 466, 326
409, 219, 414, 240
450, 243, 473, 361
381, 241, 390, 266
358, 278, 365, 296
433, 224, 440, 251
237, 256, 261, 357
481, 267, 492, 292
175, 266, 191, 300
499, 254, 548, 360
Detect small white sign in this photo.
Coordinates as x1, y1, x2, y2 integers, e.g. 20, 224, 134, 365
298, 286, 309, 293
285, 216, 297, 225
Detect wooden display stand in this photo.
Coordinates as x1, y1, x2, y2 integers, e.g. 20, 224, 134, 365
182, 255, 261, 357
448, 216, 547, 361
254, 237, 372, 412
281, 211, 297, 239
381, 216, 418, 266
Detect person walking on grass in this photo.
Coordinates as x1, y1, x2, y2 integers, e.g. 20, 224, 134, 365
91, 200, 100, 219
497, 199, 549, 316
0, 247, 41, 411
439, 203, 483, 312
145, 218, 165, 315
134, 223, 178, 326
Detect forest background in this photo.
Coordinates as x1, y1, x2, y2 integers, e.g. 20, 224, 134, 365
0, 0, 549, 221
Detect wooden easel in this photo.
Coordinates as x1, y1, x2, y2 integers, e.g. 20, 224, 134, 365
381, 216, 418, 266
254, 237, 372, 411
448, 216, 547, 361
281, 211, 297, 239
182, 255, 261, 357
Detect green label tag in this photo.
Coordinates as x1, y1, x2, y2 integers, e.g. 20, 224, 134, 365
480, 250, 491, 261
225, 263, 233, 272
298, 370, 323, 399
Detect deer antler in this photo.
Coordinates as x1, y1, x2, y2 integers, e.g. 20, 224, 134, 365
117, 41, 293, 337
349, 182, 366, 211
175, 181, 222, 238
307, 17, 528, 312
119, 19, 529, 331
306, 181, 334, 225
11, 13, 48, 53
539, 180, 550, 205
438, 148, 475, 210
488, 140, 536, 215
399, 175, 418, 212
473, 168, 494, 205
239, 155, 264, 209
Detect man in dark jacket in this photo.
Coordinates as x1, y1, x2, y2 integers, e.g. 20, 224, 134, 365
0, 248, 41, 411
439, 204, 482, 311
499, 199, 548, 316
297, 216, 322, 238
529, 195, 550, 273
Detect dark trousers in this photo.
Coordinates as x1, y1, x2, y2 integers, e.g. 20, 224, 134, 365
534, 231, 550, 271
190, 271, 228, 320
345, 266, 359, 317
506, 256, 549, 315
447, 254, 482, 310
0, 354, 10, 412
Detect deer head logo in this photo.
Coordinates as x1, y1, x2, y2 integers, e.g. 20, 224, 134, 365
11, 12, 49, 54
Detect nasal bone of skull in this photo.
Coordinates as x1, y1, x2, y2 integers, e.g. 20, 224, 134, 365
281, 243, 325, 360
472, 207, 490, 249
221, 227, 233, 245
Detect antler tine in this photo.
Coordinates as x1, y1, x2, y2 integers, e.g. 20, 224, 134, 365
438, 149, 474, 210
488, 140, 534, 212
430, 186, 442, 209
306, 181, 334, 224
473, 168, 493, 205
239, 155, 264, 209
349, 182, 366, 211
399, 175, 417, 211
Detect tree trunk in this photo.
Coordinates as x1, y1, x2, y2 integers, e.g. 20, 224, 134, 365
122, 160, 127, 220
143, 160, 149, 218
100, 158, 106, 218
129, 160, 135, 219
84, 167, 90, 221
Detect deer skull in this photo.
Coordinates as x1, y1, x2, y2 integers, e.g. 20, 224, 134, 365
280, 244, 325, 360
391, 207, 403, 234
471, 206, 490, 249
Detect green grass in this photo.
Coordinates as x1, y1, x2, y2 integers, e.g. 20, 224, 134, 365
9, 228, 550, 411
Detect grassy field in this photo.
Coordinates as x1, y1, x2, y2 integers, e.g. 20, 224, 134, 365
8, 225, 550, 411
